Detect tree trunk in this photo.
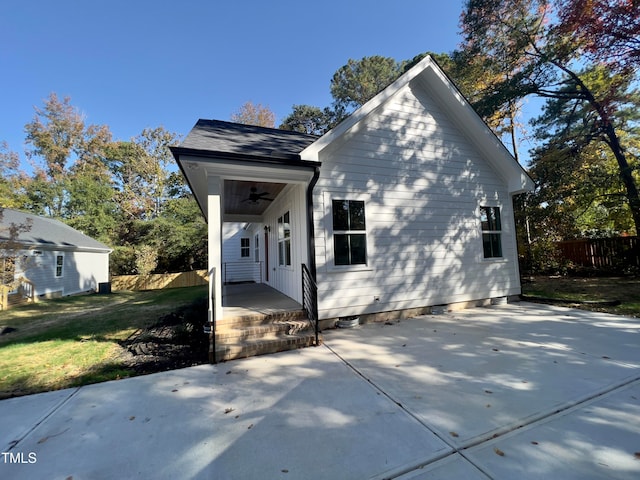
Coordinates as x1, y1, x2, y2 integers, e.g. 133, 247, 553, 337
604, 123, 640, 235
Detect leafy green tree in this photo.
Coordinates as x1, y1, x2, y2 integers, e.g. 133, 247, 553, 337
460, 0, 640, 235
0, 142, 24, 208
65, 164, 117, 243
528, 67, 639, 237
133, 127, 180, 219
330, 56, 402, 114
135, 244, 159, 275
23, 93, 114, 221
151, 196, 207, 272
279, 105, 332, 135
105, 127, 178, 222
105, 141, 150, 221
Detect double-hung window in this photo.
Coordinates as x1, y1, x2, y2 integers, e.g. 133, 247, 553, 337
480, 206, 502, 258
240, 238, 250, 258
55, 254, 64, 277
332, 200, 367, 266
278, 211, 291, 266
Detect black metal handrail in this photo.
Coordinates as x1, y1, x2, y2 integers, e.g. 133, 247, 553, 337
301, 263, 319, 346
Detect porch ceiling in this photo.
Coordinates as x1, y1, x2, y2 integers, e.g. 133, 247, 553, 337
224, 180, 286, 216
176, 155, 317, 223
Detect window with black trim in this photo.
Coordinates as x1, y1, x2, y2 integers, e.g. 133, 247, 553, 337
278, 212, 291, 266
240, 238, 250, 258
333, 199, 367, 266
480, 206, 502, 258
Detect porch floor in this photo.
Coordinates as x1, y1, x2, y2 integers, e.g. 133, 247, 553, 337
221, 283, 302, 320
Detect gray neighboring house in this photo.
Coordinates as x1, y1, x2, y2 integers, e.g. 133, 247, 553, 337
0, 208, 112, 303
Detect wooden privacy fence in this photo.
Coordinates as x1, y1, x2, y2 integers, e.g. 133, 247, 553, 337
557, 237, 640, 270
110, 269, 208, 291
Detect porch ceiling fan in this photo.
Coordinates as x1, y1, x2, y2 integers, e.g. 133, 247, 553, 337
242, 186, 274, 204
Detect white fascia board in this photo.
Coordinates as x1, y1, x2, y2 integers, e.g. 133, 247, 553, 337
10, 241, 112, 254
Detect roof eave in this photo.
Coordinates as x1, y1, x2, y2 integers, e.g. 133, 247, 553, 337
170, 146, 319, 169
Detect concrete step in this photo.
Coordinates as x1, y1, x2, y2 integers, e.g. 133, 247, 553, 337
216, 319, 311, 343
209, 309, 321, 362
215, 332, 320, 362
216, 309, 308, 330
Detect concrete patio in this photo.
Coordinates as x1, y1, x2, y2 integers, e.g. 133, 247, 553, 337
1, 302, 639, 479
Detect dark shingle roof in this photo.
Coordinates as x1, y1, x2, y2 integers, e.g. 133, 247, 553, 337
178, 119, 319, 160
0, 208, 112, 252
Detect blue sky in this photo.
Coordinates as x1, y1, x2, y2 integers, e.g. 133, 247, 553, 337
2, 1, 469, 168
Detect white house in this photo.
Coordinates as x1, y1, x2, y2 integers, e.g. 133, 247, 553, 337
171, 55, 534, 325
0, 208, 112, 304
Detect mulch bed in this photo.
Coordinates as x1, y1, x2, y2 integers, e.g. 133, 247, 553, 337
117, 300, 209, 374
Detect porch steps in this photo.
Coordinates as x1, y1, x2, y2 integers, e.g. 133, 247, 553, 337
214, 310, 321, 362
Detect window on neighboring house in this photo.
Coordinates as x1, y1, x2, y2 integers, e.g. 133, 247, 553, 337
480, 206, 502, 258
240, 238, 250, 258
278, 211, 291, 266
333, 199, 367, 266
55, 254, 64, 277
1, 257, 15, 285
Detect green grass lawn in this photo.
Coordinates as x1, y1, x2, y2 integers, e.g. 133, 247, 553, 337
0, 286, 207, 399
521, 276, 640, 317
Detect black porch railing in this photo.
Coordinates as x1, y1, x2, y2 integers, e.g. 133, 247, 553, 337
301, 263, 319, 346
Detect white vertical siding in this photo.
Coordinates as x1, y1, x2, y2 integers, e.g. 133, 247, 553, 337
261, 184, 306, 304
222, 223, 260, 283
313, 81, 521, 319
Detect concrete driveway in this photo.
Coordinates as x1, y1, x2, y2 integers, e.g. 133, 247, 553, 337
1, 302, 639, 479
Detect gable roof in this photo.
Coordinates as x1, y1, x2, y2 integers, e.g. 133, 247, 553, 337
173, 119, 319, 162
0, 208, 112, 253
301, 55, 534, 194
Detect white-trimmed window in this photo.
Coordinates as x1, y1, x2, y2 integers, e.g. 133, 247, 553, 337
332, 199, 367, 266
240, 238, 250, 258
55, 254, 64, 277
278, 211, 291, 266
480, 206, 502, 258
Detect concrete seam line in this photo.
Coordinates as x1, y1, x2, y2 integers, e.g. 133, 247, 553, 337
323, 342, 640, 479
8, 387, 81, 451
460, 374, 640, 452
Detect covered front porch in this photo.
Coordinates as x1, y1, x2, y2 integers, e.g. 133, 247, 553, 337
170, 119, 321, 324
222, 282, 301, 320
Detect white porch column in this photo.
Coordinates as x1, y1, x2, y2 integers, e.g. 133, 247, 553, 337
207, 175, 223, 321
